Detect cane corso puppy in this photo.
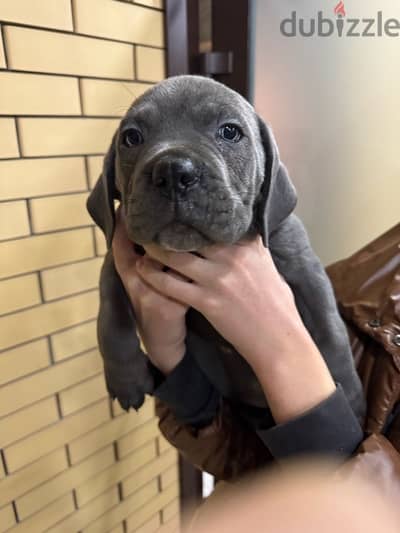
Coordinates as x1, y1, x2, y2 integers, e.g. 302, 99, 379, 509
87, 75, 365, 422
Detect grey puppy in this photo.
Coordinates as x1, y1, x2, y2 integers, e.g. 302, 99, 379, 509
87, 75, 365, 422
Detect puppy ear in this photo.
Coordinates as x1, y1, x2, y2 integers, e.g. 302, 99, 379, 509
255, 117, 297, 246
87, 133, 118, 249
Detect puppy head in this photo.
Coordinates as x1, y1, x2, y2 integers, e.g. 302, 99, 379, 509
87, 75, 297, 251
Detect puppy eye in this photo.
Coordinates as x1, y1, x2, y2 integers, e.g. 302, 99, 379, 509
218, 124, 243, 143
122, 128, 143, 147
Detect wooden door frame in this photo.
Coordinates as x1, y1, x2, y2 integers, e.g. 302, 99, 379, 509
165, 0, 252, 98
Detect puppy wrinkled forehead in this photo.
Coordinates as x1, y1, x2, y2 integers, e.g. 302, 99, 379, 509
125, 75, 257, 130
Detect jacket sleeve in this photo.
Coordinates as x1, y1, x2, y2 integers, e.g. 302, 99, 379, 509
150, 348, 220, 428
256, 384, 363, 459
155, 396, 273, 481
153, 351, 364, 476
156, 396, 400, 493
155, 383, 363, 480
338, 433, 400, 502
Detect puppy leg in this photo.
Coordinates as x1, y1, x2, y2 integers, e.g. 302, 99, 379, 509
98, 251, 154, 410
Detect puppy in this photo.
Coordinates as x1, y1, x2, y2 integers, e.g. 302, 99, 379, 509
87, 75, 365, 422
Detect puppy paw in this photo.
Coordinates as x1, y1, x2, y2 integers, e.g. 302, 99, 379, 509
104, 358, 154, 412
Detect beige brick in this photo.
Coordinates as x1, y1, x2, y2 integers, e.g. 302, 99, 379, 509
135, 0, 163, 8
73, 0, 164, 47
59, 373, 107, 416
133, 0, 164, 9
0, 396, 59, 448
10, 493, 75, 533
130, 514, 160, 533
0, 339, 49, 386
0, 118, 18, 159
69, 398, 154, 464
125, 484, 178, 533
109, 525, 124, 533
122, 448, 176, 498
0, 71, 80, 115
158, 434, 173, 454
94, 226, 107, 255
0, 461, 5, 480
4, 26, 134, 79
0, 348, 101, 417
42, 258, 102, 301
0, 274, 41, 315
18, 117, 119, 157
0, 0, 73, 30
136, 46, 165, 82
0, 290, 98, 352
117, 418, 159, 459
0, 25, 6, 69
76, 440, 156, 506
81, 78, 153, 116
160, 464, 178, 491
87, 156, 103, 189
30, 192, 92, 233
16, 445, 114, 520
0, 228, 94, 279
0, 504, 16, 533
51, 320, 97, 361
0, 200, 30, 240
0, 157, 87, 201
158, 515, 180, 533
4, 399, 109, 472
84, 479, 159, 533
0, 448, 68, 508
47, 485, 119, 533
162, 499, 179, 523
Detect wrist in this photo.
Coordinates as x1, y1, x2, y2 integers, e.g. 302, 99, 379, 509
147, 341, 186, 376
244, 323, 336, 424
242, 317, 311, 371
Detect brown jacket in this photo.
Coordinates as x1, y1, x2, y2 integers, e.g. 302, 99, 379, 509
155, 223, 400, 490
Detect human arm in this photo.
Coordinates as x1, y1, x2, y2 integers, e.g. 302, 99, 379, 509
113, 213, 362, 460
149, 229, 400, 483
138, 237, 341, 421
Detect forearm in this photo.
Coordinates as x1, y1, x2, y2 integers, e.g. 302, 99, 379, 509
241, 321, 363, 459
245, 321, 336, 425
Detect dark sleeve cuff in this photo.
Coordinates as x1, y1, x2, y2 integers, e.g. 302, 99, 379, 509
257, 384, 364, 459
150, 348, 220, 428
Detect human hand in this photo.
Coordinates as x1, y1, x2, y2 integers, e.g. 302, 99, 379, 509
138, 235, 303, 365
137, 236, 336, 423
112, 210, 190, 375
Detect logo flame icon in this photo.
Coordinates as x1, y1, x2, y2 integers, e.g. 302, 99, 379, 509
334, 0, 346, 17
334, 1, 346, 17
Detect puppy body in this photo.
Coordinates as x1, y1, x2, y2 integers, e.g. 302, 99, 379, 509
88, 75, 365, 422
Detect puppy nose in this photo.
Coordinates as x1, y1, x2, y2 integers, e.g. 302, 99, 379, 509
151, 157, 199, 191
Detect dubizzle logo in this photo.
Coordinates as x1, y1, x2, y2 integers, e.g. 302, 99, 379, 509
280, 2, 400, 38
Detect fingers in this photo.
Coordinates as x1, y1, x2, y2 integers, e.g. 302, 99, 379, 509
136, 255, 204, 309
198, 235, 263, 261
143, 243, 215, 284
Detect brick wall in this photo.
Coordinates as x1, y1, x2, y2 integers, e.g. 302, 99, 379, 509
0, 1, 180, 532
